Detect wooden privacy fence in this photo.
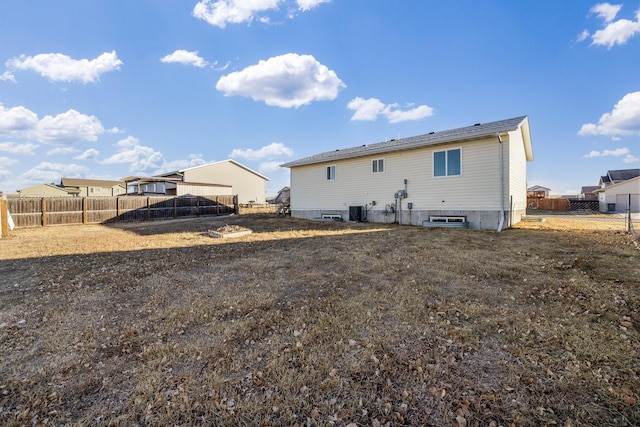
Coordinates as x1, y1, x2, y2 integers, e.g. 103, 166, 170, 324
527, 197, 570, 211
6, 195, 238, 228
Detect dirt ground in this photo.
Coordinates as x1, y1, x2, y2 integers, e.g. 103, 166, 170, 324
1, 215, 639, 426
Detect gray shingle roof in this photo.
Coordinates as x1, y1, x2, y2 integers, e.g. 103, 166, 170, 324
281, 116, 529, 168
61, 178, 125, 187
608, 169, 640, 182
581, 186, 600, 194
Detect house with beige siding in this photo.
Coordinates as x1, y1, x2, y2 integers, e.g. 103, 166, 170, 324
60, 178, 126, 197
18, 179, 126, 197
18, 183, 71, 197
281, 116, 533, 230
126, 159, 269, 204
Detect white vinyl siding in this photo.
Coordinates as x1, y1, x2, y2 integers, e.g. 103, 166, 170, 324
289, 136, 507, 212
506, 130, 528, 214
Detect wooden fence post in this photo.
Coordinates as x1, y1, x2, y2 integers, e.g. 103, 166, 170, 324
1, 199, 8, 238
234, 195, 239, 214
216, 196, 220, 216
117, 197, 121, 220
173, 197, 177, 219
83, 197, 88, 224
147, 197, 151, 220
41, 197, 47, 227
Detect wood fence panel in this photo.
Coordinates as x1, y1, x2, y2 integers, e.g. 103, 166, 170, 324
528, 197, 570, 211
7, 198, 42, 227
46, 198, 83, 225
119, 197, 150, 222
149, 197, 176, 220
7, 195, 239, 229
87, 197, 119, 223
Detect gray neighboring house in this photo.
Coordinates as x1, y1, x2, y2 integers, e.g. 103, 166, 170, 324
599, 169, 640, 187
282, 116, 533, 230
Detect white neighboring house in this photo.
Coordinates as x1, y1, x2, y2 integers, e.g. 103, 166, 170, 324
281, 116, 533, 230
595, 176, 640, 213
125, 159, 270, 204
527, 185, 551, 198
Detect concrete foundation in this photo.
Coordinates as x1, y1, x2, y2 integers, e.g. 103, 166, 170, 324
291, 208, 526, 230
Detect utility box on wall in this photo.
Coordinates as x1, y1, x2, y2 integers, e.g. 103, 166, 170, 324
349, 206, 364, 222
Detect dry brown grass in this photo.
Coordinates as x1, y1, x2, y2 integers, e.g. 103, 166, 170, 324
1, 215, 639, 426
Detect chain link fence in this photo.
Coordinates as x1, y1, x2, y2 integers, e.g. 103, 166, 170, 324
522, 199, 639, 240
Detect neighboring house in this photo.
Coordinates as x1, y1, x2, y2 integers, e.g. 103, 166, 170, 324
580, 186, 600, 201
595, 176, 640, 213
599, 169, 640, 187
125, 159, 270, 204
281, 116, 533, 230
527, 185, 550, 198
18, 183, 71, 197
61, 178, 126, 197
123, 176, 233, 198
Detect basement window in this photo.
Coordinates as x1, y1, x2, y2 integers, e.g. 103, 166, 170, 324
372, 158, 384, 173
326, 165, 336, 180
434, 148, 461, 177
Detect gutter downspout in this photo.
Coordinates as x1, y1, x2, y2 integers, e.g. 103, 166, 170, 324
497, 132, 505, 232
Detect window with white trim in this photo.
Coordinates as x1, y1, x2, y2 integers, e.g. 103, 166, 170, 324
372, 158, 384, 173
326, 165, 336, 180
434, 148, 461, 177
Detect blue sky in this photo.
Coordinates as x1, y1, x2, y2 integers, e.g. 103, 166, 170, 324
0, 0, 639, 197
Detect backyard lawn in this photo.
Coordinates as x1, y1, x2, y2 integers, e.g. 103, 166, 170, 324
1, 215, 639, 426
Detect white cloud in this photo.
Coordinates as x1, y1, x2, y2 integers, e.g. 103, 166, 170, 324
230, 142, 294, 161
296, 0, 330, 11
582, 4, 640, 48
578, 92, 640, 136
384, 105, 435, 124
47, 147, 78, 156
0, 156, 17, 167
217, 53, 344, 108
75, 148, 100, 160
6, 51, 122, 83
583, 147, 630, 157
0, 104, 39, 131
590, 3, 623, 23
576, 29, 590, 42
258, 161, 283, 174
592, 12, 640, 47
623, 154, 639, 163
161, 50, 208, 68
156, 154, 208, 174
101, 136, 165, 173
0, 71, 16, 83
347, 97, 435, 123
21, 162, 89, 182
30, 109, 105, 144
1, 104, 107, 147
0, 141, 38, 155
347, 97, 386, 121
193, 0, 281, 28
